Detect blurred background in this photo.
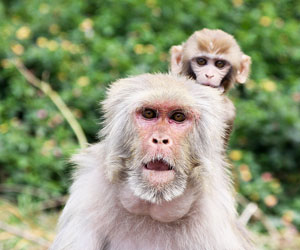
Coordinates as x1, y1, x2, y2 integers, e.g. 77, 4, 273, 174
0, 0, 299, 249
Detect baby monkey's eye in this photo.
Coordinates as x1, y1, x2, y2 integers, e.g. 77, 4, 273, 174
170, 112, 186, 123
215, 60, 226, 68
142, 108, 157, 119
196, 57, 207, 66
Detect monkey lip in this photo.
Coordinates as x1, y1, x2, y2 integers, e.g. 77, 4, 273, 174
201, 83, 218, 88
144, 160, 173, 171
143, 160, 175, 185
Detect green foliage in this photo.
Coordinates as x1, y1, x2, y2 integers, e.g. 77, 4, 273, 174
0, 0, 299, 232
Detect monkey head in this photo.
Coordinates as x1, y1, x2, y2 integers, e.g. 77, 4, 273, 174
170, 28, 252, 92
101, 74, 228, 204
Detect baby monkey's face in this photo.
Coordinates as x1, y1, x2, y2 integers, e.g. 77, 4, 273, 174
190, 56, 231, 90
170, 29, 252, 93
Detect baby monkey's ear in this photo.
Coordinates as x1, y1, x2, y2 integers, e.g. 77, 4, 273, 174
170, 45, 183, 74
236, 54, 251, 84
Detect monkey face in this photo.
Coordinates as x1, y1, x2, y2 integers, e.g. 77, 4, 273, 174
101, 74, 226, 204
126, 103, 195, 203
170, 28, 252, 93
190, 56, 231, 89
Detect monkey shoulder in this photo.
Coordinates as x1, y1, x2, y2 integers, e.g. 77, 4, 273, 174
68, 142, 114, 202
222, 95, 236, 123
70, 143, 106, 175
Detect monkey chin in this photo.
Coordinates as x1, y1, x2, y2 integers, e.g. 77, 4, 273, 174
142, 159, 175, 187
197, 81, 225, 93
128, 159, 188, 204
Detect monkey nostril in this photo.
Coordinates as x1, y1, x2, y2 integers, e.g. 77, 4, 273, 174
205, 74, 214, 79
162, 139, 169, 144
152, 138, 158, 144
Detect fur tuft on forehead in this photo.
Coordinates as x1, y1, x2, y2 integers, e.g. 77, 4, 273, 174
102, 73, 226, 118
103, 74, 197, 114
183, 29, 243, 69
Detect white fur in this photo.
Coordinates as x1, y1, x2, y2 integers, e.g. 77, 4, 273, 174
51, 74, 252, 250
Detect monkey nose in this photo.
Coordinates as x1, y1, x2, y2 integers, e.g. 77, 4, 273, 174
205, 74, 214, 79
151, 136, 171, 145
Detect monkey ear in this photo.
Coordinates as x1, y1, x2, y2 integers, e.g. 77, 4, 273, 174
236, 54, 251, 84
170, 45, 183, 74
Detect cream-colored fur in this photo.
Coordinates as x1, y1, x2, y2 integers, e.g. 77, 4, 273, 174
169, 28, 250, 143
51, 73, 253, 250
170, 28, 252, 89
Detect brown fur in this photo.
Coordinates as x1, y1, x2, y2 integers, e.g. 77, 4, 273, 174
195, 30, 234, 55
170, 28, 251, 92
169, 29, 252, 143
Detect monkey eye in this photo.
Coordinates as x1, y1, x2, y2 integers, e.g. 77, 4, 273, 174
215, 60, 226, 68
196, 57, 207, 66
142, 108, 157, 119
170, 111, 186, 123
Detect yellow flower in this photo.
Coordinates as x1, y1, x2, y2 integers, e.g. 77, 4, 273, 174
282, 210, 294, 223
249, 192, 260, 201
11, 118, 21, 127
36, 37, 48, 48
239, 164, 252, 182
264, 195, 278, 207
80, 18, 93, 31
47, 40, 58, 51
61, 40, 72, 50
11, 44, 24, 55
229, 150, 242, 161
260, 16, 272, 27
262, 80, 277, 92
16, 26, 31, 40
1, 59, 12, 69
69, 44, 82, 54
49, 24, 60, 34
232, 0, 243, 7
41, 139, 56, 156
270, 181, 281, 190
44, 139, 56, 148
245, 79, 256, 90
77, 76, 90, 87
144, 44, 155, 54
0, 123, 8, 134
134, 44, 144, 54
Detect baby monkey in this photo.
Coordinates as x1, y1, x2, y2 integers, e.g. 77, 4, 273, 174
170, 28, 251, 93
170, 28, 251, 141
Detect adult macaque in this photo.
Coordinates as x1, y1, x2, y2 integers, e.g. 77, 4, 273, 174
51, 74, 252, 250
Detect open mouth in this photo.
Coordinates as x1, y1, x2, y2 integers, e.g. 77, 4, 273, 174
144, 159, 173, 171
143, 159, 175, 186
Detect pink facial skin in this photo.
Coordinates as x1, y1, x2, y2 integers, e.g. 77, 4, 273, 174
134, 102, 194, 186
